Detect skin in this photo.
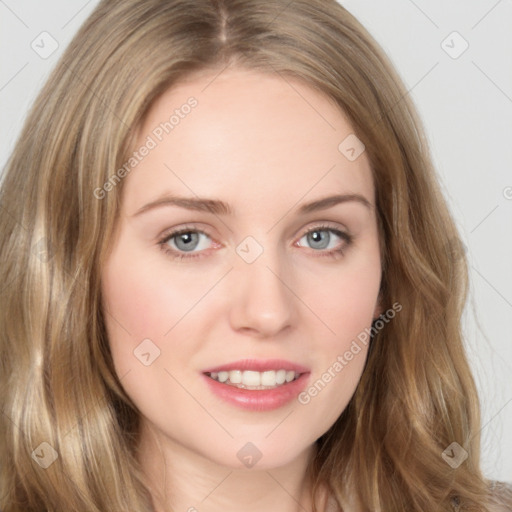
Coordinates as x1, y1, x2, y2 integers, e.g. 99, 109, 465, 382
101, 67, 382, 512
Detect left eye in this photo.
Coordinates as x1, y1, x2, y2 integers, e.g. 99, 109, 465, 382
297, 228, 346, 251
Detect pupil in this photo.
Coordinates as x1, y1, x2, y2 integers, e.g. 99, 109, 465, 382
175, 232, 199, 251
308, 230, 329, 250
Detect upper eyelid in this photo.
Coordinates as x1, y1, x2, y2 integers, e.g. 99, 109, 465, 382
160, 224, 210, 239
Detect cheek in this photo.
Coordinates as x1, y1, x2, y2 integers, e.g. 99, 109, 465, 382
100, 250, 199, 426
101, 247, 213, 358
296, 289, 374, 434
294, 251, 381, 426
307, 251, 381, 347
100, 241, 228, 418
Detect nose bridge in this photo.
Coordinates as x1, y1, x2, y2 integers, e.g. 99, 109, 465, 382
228, 237, 296, 336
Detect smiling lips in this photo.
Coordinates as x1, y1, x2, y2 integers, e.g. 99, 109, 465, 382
202, 358, 309, 389
202, 359, 311, 410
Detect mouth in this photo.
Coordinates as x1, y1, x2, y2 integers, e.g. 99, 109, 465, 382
201, 360, 311, 411
204, 369, 303, 390
202, 359, 310, 391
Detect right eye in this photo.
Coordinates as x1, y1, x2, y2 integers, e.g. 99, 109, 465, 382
158, 227, 219, 260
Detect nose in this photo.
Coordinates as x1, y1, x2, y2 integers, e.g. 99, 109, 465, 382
228, 248, 298, 338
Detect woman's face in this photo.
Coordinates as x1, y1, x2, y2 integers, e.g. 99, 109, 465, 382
101, 68, 382, 469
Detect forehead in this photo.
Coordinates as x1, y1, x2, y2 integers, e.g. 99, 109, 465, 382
122, 68, 374, 215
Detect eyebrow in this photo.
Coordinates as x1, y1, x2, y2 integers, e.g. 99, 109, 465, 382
132, 193, 372, 217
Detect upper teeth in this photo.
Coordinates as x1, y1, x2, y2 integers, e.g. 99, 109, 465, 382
209, 369, 299, 388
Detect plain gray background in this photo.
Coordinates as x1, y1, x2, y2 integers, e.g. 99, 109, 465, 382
1, 0, 511, 482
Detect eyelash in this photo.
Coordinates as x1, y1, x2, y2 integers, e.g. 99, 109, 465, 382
157, 224, 353, 261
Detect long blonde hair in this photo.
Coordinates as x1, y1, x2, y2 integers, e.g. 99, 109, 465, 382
0, 1, 508, 510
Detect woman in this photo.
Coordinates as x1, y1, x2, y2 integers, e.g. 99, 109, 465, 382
0, 1, 510, 510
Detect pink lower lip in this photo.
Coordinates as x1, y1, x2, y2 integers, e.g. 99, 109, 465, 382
202, 373, 310, 411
